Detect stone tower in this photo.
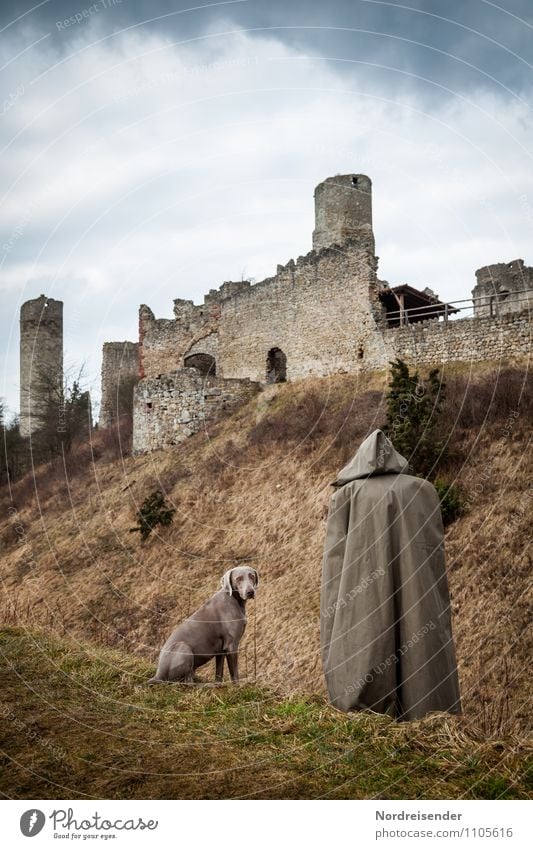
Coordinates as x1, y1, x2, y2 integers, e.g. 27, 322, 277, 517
100, 341, 139, 428
19, 294, 63, 437
312, 173, 374, 253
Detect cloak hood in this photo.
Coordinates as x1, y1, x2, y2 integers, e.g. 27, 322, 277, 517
333, 429, 409, 486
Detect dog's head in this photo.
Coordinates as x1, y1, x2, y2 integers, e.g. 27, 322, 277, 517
220, 566, 259, 601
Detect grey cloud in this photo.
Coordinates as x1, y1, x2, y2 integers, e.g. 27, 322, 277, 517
0, 3, 532, 417
1, 0, 532, 97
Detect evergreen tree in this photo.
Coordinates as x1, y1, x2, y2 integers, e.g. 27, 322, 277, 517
130, 490, 176, 542
384, 358, 446, 478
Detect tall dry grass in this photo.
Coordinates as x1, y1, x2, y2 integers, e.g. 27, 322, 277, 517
0, 364, 531, 737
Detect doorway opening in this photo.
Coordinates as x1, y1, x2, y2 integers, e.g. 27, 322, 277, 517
266, 347, 287, 383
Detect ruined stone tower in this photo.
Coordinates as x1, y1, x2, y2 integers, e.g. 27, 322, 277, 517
19, 295, 63, 437
312, 173, 374, 252
100, 341, 139, 428
472, 259, 533, 318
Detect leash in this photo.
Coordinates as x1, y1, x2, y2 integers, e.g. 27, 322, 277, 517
253, 594, 257, 682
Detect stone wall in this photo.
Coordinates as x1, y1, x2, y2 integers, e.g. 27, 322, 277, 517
133, 368, 260, 453
100, 341, 139, 428
139, 242, 384, 385
386, 309, 531, 366
138, 306, 187, 379
217, 243, 384, 382
132, 309, 530, 453
138, 282, 257, 380
19, 295, 63, 437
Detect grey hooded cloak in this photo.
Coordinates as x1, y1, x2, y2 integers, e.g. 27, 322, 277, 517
320, 430, 461, 721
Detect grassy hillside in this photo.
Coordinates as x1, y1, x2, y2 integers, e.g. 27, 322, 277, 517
0, 628, 530, 799
1, 361, 532, 745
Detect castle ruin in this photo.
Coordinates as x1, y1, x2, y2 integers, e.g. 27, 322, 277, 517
18, 174, 531, 452
127, 174, 531, 453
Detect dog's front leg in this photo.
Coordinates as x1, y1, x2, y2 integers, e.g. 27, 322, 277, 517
226, 650, 239, 683
215, 653, 224, 682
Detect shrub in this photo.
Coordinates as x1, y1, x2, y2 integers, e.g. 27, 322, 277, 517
130, 490, 176, 542
384, 359, 447, 478
433, 478, 466, 525
383, 360, 469, 522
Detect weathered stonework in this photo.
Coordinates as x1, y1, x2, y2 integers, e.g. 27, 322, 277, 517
138, 283, 249, 380
19, 295, 63, 437
100, 341, 139, 428
473, 259, 533, 318
139, 243, 384, 389
217, 243, 386, 381
313, 173, 374, 253
133, 368, 260, 453
386, 310, 531, 366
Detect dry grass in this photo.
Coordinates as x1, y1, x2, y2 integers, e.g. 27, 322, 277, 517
444, 366, 532, 431
0, 627, 530, 800
0, 362, 531, 742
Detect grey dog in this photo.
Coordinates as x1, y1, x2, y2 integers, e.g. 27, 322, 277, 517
149, 566, 259, 684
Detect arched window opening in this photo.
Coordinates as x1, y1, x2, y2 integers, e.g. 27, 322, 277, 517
184, 352, 216, 376
266, 347, 287, 384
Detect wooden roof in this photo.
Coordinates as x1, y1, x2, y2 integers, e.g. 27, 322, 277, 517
379, 284, 459, 325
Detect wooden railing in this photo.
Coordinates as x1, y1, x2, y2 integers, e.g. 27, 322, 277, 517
384, 290, 531, 327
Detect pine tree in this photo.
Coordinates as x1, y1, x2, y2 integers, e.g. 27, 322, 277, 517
384, 358, 447, 478
130, 490, 176, 541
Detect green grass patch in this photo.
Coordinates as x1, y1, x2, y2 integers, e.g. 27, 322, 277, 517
0, 627, 530, 800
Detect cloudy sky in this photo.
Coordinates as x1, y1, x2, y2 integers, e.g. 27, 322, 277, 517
1, 0, 532, 417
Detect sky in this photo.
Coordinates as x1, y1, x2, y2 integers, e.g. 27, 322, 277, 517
1, 0, 532, 418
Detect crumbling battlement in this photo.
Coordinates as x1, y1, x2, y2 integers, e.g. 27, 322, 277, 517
216, 241, 384, 381
473, 259, 533, 318
137, 174, 381, 388
139, 303, 220, 380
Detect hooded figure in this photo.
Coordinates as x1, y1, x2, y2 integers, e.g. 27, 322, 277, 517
321, 430, 461, 721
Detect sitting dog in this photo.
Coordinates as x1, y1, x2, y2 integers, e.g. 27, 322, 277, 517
149, 566, 259, 684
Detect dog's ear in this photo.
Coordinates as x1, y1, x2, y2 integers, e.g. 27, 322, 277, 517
252, 569, 259, 588
220, 568, 234, 595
